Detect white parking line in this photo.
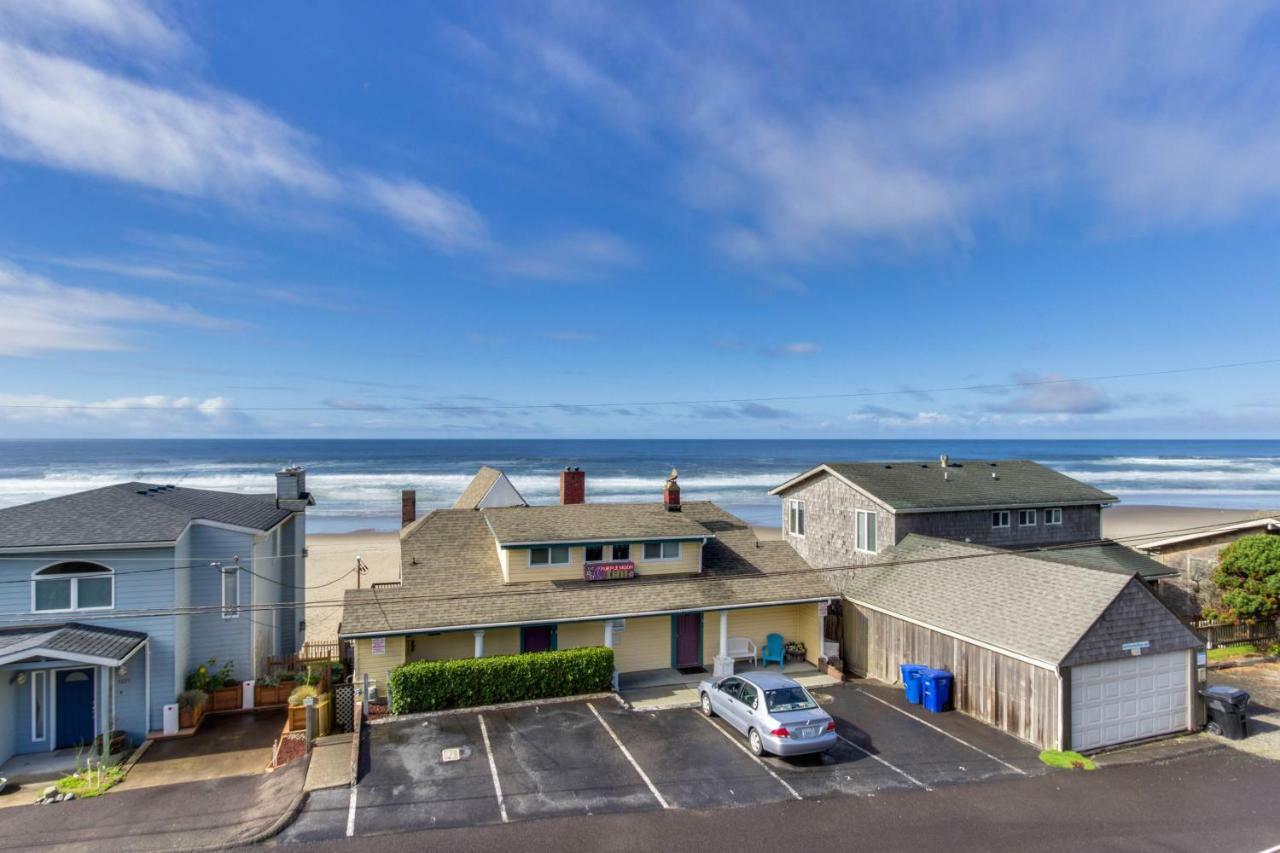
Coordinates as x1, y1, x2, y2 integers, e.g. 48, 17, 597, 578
695, 711, 803, 801
836, 733, 932, 792
854, 687, 1028, 775
477, 714, 509, 823
588, 703, 670, 809
346, 785, 358, 837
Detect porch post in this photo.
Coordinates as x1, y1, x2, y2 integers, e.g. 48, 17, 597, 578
713, 610, 733, 677
473, 630, 485, 658
99, 665, 110, 764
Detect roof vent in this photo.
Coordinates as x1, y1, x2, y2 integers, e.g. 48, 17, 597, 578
940, 454, 949, 467
991, 471, 999, 480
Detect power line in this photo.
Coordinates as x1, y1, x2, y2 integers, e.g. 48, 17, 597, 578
0, 517, 1232, 625
0, 356, 1276, 413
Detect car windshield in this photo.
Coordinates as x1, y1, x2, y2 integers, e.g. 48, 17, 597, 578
764, 686, 817, 713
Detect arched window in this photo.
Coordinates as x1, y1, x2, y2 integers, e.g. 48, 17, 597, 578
32, 561, 114, 612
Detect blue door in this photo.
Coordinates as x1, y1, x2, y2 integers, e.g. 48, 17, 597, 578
56, 669, 95, 749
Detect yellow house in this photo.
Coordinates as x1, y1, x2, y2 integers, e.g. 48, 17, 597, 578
341, 469, 833, 698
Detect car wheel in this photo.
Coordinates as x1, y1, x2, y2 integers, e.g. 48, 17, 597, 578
700, 692, 714, 717
748, 728, 765, 756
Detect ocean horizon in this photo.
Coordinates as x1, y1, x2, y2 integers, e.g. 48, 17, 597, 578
1, 438, 1278, 533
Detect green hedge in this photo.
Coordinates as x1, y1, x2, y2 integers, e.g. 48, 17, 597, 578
388, 646, 614, 714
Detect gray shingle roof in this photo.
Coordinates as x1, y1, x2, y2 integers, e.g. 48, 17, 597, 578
0, 482, 294, 549
834, 535, 1137, 665
772, 459, 1117, 511
453, 467, 504, 509
341, 502, 830, 637
1028, 541, 1178, 580
481, 502, 712, 545
0, 622, 147, 663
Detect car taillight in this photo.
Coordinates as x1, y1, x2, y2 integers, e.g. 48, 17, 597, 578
770, 727, 790, 738
826, 720, 836, 732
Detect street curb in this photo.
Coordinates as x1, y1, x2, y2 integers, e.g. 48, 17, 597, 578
117, 739, 152, 776
218, 757, 311, 850
369, 691, 621, 725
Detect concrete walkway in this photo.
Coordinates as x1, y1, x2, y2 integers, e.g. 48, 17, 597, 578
304, 734, 353, 792
622, 665, 839, 710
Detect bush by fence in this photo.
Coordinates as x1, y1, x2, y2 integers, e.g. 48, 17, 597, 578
388, 646, 614, 714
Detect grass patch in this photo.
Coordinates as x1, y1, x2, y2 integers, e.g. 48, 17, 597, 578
1038, 750, 1097, 771
54, 764, 126, 799
1207, 644, 1261, 662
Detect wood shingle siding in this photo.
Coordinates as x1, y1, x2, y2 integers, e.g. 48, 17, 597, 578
1061, 579, 1204, 667
845, 602, 1060, 749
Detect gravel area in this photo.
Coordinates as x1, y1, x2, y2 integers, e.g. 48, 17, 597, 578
1207, 662, 1280, 760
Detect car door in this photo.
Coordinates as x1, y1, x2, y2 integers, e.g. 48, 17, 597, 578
736, 682, 762, 734
714, 678, 745, 728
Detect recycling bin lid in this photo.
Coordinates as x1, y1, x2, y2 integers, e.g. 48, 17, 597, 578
1201, 685, 1249, 703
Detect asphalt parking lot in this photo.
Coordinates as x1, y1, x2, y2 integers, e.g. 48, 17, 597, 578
279, 680, 1046, 843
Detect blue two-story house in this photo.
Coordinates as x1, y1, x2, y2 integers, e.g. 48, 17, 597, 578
0, 468, 312, 765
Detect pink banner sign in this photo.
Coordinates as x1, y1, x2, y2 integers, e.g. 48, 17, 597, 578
584, 560, 636, 581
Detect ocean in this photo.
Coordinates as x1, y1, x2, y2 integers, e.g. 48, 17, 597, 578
1, 439, 1278, 533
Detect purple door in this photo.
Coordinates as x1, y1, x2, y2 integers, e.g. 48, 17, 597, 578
675, 613, 702, 668
521, 625, 554, 653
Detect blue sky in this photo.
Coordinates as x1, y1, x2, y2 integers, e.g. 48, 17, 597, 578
1, 1, 1279, 439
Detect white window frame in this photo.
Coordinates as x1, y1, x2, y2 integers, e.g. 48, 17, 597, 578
31, 670, 47, 742
789, 499, 806, 536
30, 562, 115, 614
992, 510, 1011, 529
1045, 507, 1063, 525
1018, 509, 1037, 527
855, 509, 878, 553
643, 541, 682, 561
221, 566, 240, 619
528, 545, 571, 567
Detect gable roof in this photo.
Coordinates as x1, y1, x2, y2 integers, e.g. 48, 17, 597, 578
770, 459, 1117, 512
453, 466, 528, 509
1027, 541, 1179, 580
0, 482, 295, 550
1132, 515, 1280, 552
341, 502, 830, 637
481, 502, 712, 546
834, 535, 1169, 667
0, 622, 147, 666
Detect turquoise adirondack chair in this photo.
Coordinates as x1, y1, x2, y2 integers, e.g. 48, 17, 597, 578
761, 633, 786, 669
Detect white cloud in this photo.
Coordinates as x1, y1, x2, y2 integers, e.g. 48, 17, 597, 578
500, 230, 636, 281
0, 393, 243, 434
771, 341, 819, 356
0, 259, 226, 355
990, 374, 1115, 415
362, 175, 490, 252
0, 0, 186, 59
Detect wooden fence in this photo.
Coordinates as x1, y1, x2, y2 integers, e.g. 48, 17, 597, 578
1187, 618, 1279, 649
265, 640, 353, 676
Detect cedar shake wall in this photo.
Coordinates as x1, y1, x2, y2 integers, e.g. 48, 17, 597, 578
1146, 529, 1279, 618
894, 504, 1101, 547
779, 471, 895, 569
1061, 578, 1202, 668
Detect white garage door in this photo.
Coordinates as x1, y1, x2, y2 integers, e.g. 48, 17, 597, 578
1070, 650, 1190, 751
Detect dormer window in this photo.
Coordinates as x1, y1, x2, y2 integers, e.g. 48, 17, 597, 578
32, 561, 114, 612
530, 546, 571, 566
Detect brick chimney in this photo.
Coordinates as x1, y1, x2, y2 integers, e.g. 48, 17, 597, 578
663, 468, 681, 512
560, 467, 585, 505
401, 489, 417, 527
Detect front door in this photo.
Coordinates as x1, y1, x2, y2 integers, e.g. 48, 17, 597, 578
674, 612, 702, 669
521, 625, 556, 653
56, 668, 95, 749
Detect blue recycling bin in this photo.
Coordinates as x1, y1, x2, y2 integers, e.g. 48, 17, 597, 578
921, 669, 953, 713
899, 663, 928, 704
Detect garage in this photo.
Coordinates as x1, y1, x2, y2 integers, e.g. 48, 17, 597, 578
1069, 650, 1190, 751
836, 535, 1204, 752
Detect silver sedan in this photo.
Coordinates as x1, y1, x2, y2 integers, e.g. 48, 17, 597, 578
698, 671, 837, 756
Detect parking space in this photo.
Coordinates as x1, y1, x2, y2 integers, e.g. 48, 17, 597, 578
286, 682, 1047, 843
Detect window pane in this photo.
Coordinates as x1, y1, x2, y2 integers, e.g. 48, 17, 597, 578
789, 502, 797, 532
662, 541, 680, 558
585, 545, 603, 562
530, 547, 548, 565
33, 672, 46, 740
644, 542, 662, 560
222, 570, 238, 615
550, 546, 569, 563
35, 579, 71, 611
612, 544, 630, 560
77, 577, 112, 609
866, 514, 876, 552
797, 502, 805, 535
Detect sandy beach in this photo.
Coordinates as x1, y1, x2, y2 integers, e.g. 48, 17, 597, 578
302, 505, 1273, 644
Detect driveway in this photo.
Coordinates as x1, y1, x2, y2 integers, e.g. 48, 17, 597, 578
116, 708, 283, 791
282, 680, 1044, 842
1204, 661, 1280, 760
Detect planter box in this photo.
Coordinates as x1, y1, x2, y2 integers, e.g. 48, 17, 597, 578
255, 683, 291, 706
209, 684, 242, 712
178, 702, 206, 730
823, 662, 845, 682
286, 694, 332, 737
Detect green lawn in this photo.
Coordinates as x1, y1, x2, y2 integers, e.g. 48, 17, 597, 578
1207, 643, 1262, 662
54, 764, 126, 799
1039, 750, 1097, 771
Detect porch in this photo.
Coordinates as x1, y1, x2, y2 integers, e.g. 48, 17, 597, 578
619, 659, 839, 710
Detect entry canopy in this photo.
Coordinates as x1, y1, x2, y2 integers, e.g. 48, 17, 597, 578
0, 622, 146, 667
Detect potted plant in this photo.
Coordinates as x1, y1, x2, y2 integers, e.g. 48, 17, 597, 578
784, 640, 807, 663
177, 689, 208, 729
187, 659, 241, 712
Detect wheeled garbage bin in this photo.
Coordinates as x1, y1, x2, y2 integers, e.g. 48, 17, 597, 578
921, 669, 953, 713
1201, 685, 1249, 739
900, 663, 928, 704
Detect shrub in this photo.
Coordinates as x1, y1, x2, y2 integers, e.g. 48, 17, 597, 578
1212, 534, 1280, 621
257, 675, 280, 687
186, 658, 236, 691
177, 689, 207, 710
388, 646, 614, 714
288, 684, 320, 706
